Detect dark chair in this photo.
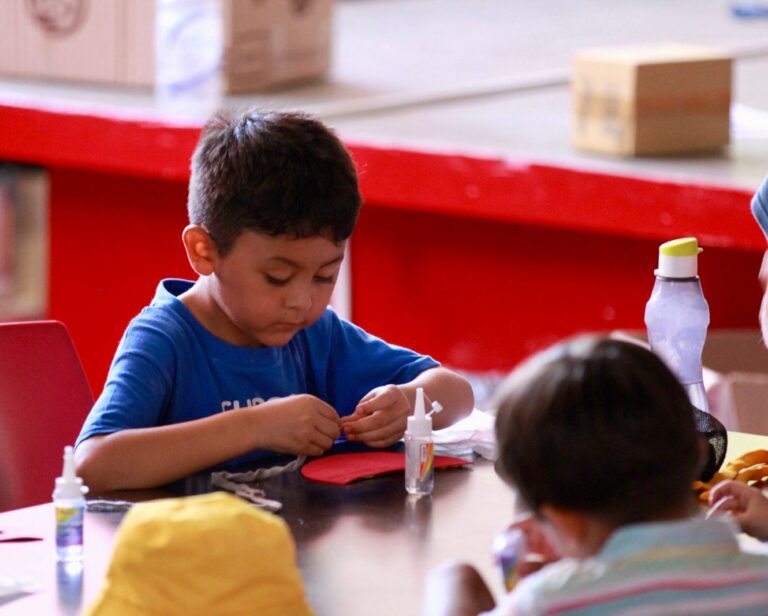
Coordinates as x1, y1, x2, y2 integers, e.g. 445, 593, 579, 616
0, 320, 93, 511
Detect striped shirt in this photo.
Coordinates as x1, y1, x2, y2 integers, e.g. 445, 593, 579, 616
485, 518, 768, 615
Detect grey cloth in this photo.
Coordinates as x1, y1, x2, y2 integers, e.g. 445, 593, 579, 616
210, 455, 306, 512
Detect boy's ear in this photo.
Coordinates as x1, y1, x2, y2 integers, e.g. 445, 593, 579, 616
182, 225, 217, 276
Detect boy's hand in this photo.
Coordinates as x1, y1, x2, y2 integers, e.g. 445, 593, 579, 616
708, 479, 768, 541
341, 385, 411, 448
508, 515, 560, 577
422, 562, 496, 616
257, 394, 341, 457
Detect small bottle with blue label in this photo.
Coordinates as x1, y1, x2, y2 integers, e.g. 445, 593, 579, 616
53, 446, 88, 562
493, 528, 528, 591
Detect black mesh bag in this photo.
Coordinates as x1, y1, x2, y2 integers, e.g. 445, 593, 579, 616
694, 406, 728, 482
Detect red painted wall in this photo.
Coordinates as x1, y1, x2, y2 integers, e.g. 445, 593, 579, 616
48, 168, 191, 390
351, 206, 763, 372
1, 103, 764, 392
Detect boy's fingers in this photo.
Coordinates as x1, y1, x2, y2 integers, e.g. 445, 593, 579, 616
708, 480, 733, 502
364, 433, 403, 448
365, 438, 398, 448
710, 479, 747, 499
351, 420, 405, 446
707, 495, 739, 519
357, 390, 377, 404
509, 517, 558, 560
309, 432, 335, 452
303, 443, 325, 457
316, 415, 342, 440
315, 402, 342, 423
518, 557, 548, 578
709, 480, 751, 509
354, 397, 383, 417
343, 411, 391, 435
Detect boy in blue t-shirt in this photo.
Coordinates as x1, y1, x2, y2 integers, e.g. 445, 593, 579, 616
75, 110, 474, 493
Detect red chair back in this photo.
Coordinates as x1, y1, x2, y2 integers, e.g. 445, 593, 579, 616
0, 320, 93, 510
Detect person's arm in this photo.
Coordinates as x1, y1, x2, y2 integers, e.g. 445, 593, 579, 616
76, 394, 340, 493
341, 366, 474, 448
422, 562, 497, 616
708, 479, 768, 541
404, 366, 475, 429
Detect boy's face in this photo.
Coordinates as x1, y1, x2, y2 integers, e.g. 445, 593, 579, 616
209, 231, 346, 347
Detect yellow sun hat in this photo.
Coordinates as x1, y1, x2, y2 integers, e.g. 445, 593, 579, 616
83, 492, 314, 616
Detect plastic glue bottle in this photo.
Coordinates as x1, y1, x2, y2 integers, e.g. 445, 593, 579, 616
644, 237, 710, 412
53, 446, 88, 562
405, 387, 442, 495
493, 528, 528, 591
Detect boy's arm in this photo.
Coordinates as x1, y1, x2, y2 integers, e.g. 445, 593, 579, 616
422, 562, 497, 616
401, 366, 474, 429
76, 394, 340, 494
341, 367, 474, 447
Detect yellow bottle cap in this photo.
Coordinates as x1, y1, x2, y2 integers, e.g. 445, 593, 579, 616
656, 237, 702, 278
659, 237, 703, 257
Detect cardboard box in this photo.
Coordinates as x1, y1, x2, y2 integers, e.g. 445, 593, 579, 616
571, 44, 732, 156
223, 0, 332, 94
0, 0, 155, 87
0, 165, 48, 321
0, 0, 332, 92
703, 330, 768, 436
612, 329, 768, 435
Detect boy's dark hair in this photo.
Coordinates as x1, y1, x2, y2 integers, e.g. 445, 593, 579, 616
494, 336, 700, 526
188, 109, 362, 254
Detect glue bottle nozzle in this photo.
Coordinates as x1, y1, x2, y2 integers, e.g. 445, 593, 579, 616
62, 446, 76, 480
427, 400, 443, 418
407, 388, 443, 437
54, 445, 88, 500
413, 387, 426, 420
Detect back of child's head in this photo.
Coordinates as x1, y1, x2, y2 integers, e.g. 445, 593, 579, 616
494, 336, 700, 527
188, 108, 361, 255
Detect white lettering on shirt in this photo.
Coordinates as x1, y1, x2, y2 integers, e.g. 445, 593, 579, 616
221, 396, 272, 412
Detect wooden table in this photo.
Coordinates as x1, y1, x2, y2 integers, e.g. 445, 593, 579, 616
1, 431, 766, 615
0, 459, 515, 616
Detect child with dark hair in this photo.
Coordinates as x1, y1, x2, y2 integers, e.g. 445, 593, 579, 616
75, 109, 473, 493
423, 336, 768, 616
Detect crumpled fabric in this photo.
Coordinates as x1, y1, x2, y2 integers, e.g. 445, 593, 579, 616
211, 455, 306, 511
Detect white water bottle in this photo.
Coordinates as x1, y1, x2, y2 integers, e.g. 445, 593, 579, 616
644, 237, 710, 412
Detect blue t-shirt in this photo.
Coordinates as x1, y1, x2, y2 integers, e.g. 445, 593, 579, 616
752, 173, 768, 239
76, 279, 439, 466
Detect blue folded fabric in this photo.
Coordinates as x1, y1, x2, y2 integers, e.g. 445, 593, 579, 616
751, 174, 768, 239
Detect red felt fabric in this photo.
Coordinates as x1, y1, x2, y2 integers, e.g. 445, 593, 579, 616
300, 452, 471, 485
